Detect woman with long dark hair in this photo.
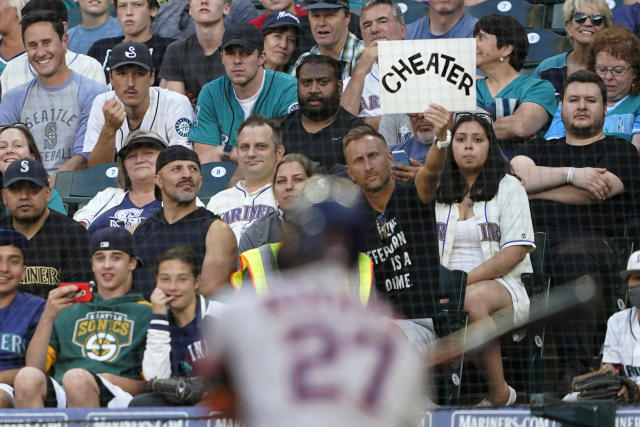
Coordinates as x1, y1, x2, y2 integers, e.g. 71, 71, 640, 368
433, 112, 535, 406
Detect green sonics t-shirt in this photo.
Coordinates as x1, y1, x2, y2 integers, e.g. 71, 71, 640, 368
48, 292, 151, 382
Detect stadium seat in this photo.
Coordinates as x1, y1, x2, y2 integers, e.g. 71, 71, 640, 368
199, 162, 237, 204
437, 267, 469, 405
524, 29, 571, 68
522, 232, 551, 396
466, 0, 547, 28
54, 163, 119, 214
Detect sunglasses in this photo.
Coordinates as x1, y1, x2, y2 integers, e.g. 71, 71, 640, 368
454, 112, 493, 126
0, 123, 29, 132
573, 12, 605, 26
376, 213, 392, 246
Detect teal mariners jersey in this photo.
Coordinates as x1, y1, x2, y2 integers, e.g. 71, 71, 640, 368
476, 74, 557, 121
47, 293, 152, 383
188, 69, 298, 147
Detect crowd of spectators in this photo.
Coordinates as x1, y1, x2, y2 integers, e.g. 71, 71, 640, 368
0, 0, 639, 412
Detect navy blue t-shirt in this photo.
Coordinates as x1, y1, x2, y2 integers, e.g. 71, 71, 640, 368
0, 292, 45, 371
88, 193, 161, 234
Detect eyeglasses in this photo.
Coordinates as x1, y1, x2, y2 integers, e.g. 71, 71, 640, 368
454, 112, 493, 126
376, 213, 391, 246
595, 65, 632, 78
573, 12, 604, 26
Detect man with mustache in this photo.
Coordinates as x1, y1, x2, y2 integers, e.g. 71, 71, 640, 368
0, 158, 91, 299
511, 70, 640, 395
132, 145, 237, 299
280, 54, 364, 174
83, 41, 194, 166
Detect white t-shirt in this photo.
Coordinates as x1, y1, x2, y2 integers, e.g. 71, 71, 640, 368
83, 87, 194, 154
343, 63, 382, 118
209, 262, 426, 427
206, 180, 277, 244
235, 70, 265, 120
0, 50, 106, 99
603, 307, 640, 383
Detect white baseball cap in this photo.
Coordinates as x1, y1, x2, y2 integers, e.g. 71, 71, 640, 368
620, 250, 640, 280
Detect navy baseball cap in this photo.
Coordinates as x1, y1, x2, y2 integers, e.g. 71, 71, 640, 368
303, 0, 349, 10
90, 227, 136, 257
3, 158, 49, 189
0, 229, 29, 257
221, 23, 264, 52
263, 10, 301, 31
110, 41, 152, 71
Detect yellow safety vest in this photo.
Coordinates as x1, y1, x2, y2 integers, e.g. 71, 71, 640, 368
230, 242, 374, 305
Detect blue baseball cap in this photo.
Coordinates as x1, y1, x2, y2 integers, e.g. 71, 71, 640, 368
3, 158, 49, 189
262, 10, 301, 32
0, 229, 29, 257
90, 227, 136, 258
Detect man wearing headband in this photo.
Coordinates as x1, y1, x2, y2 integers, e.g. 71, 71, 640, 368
133, 145, 237, 298
0, 229, 44, 408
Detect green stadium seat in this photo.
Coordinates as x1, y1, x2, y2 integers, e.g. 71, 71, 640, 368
199, 162, 237, 204
524, 29, 571, 68
54, 163, 119, 215
437, 266, 469, 405
466, 0, 547, 28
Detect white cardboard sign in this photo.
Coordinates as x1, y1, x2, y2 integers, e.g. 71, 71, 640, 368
379, 38, 477, 114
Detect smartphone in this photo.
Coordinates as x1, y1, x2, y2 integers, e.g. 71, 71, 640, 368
392, 150, 410, 166
59, 282, 94, 303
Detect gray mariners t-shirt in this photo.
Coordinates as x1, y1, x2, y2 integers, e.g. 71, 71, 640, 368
0, 71, 107, 173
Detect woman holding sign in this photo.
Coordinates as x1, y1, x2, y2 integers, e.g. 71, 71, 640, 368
474, 15, 556, 155
427, 111, 535, 406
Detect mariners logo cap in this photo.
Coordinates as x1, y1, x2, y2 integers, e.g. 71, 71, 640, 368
110, 41, 152, 71
262, 10, 301, 32
621, 250, 640, 280
221, 23, 264, 52
90, 227, 136, 258
3, 158, 49, 189
118, 130, 168, 159
303, 0, 349, 11
0, 229, 29, 257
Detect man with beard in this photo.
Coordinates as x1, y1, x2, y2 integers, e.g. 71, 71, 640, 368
132, 145, 237, 299
342, 105, 451, 352
0, 158, 91, 299
188, 23, 298, 163
511, 70, 640, 395
386, 110, 434, 182
280, 54, 364, 174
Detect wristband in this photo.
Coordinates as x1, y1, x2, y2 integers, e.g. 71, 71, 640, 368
222, 144, 233, 162
566, 167, 575, 184
436, 130, 451, 149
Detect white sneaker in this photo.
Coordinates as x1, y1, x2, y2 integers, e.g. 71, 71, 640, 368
475, 386, 517, 407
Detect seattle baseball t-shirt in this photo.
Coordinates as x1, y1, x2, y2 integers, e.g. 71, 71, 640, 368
0, 71, 107, 174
